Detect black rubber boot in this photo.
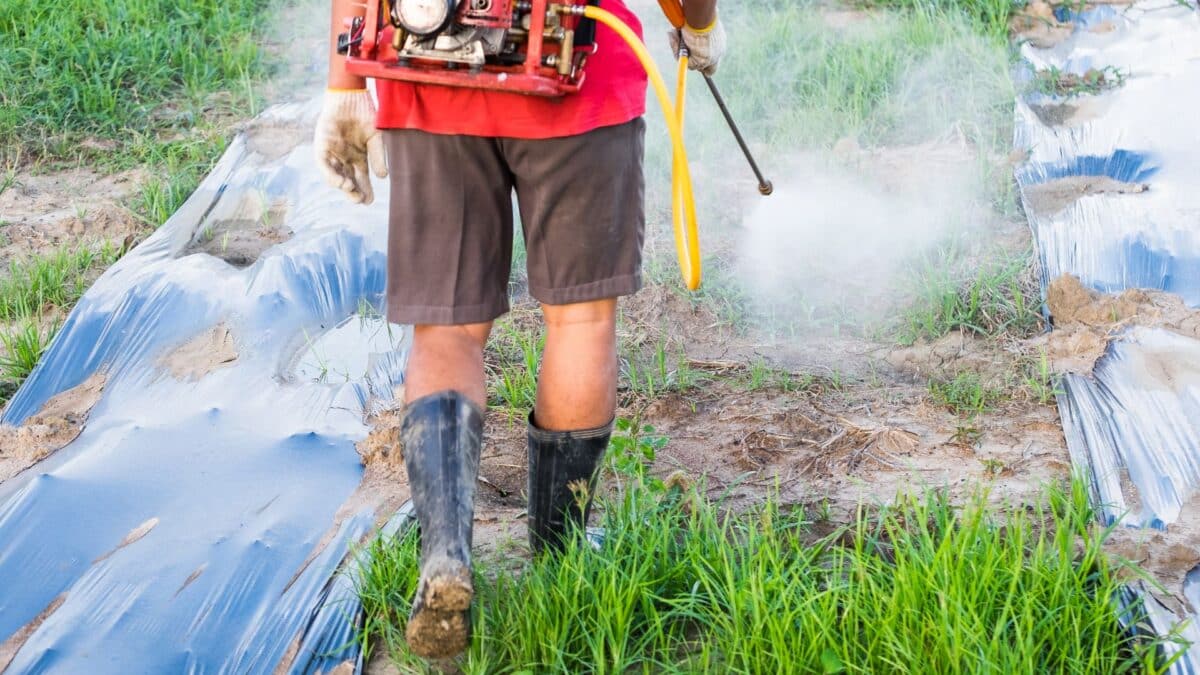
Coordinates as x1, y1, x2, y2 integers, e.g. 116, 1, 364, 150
401, 391, 483, 660
526, 414, 612, 554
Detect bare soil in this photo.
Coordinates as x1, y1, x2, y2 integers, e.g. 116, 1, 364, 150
241, 118, 313, 162
158, 324, 239, 381
1010, 1, 1075, 48
1104, 492, 1200, 615
0, 372, 106, 483
182, 189, 293, 268
0, 168, 148, 267
1034, 274, 1200, 374
1024, 176, 1148, 215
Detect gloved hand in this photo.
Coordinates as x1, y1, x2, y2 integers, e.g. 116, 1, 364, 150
668, 15, 727, 76
313, 89, 388, 205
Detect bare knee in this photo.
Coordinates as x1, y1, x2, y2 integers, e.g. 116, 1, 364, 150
541, 299, 617, 338
413, 323, 492, 352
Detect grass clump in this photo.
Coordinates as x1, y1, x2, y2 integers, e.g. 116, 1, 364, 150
1031, 65, 1128, 98
1023, 348, 1065, 405
896, 244, 1042, 345
622, 338, 711, 403
851, 0, 1018, 42
356, 439, 1176, 672
739, 358, 813, 393
485, 317, 544, 416
929, 370, 1005, 415
0, 244, 120, 321
0, 0, 270, 165
0, 318, 57, 385
664, 0, 1016, 168
0, 243, 119, 406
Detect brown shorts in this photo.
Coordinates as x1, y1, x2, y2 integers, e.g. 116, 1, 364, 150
383, 118, 646, 325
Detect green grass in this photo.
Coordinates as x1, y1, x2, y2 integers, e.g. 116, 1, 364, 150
0, 318, 57, 385
0, 243, 120, 406
896, 244, 1042, 345
355, 470, 1177, 673
486, 318, 545, 415
0, 0, 281, 404
0, 0, 270, 165
641, 0, 1022, 324
0, 244, 121, 322
622, 338, 711, 402
1030, 65, 1128, 98
739, 358, 814, 393
929, 370, 1005, 415
648, 0, 1016, 179
853, 0, 1016, 42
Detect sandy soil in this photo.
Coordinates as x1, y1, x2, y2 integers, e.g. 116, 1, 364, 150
0, 372, 106, 483
1024, 176, 1148, 215
158, 324, 239, 381
0, 168, 147, 267
1033, 274, 1200, 374
1105, 492, 1200, 615
183, 189, 293, 268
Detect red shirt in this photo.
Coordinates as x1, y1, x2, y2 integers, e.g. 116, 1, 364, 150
375, 2, 648, 139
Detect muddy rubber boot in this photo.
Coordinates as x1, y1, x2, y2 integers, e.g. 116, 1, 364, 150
526, 414, 612, 554
401, 391, 483, 660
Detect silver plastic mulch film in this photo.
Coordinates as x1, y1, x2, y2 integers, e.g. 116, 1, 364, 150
1015, 3, 1200, 668
0, 102, 411, 673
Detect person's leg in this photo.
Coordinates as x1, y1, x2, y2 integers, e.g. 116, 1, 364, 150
503, 118, 646, 552
383, 129, 513, 657
535, 299, 617, 431
406, 323, 493, 409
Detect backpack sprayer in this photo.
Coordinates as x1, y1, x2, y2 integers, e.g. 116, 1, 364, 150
337, 0, 771, 290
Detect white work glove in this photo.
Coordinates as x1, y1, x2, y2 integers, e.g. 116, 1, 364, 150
313, 89, 388, 205
668, 15, 727, 76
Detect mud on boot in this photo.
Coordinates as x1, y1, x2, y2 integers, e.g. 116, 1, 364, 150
401, 391, 483, 659
526, 415, 612, 554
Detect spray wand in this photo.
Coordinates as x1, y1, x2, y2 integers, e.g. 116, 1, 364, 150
656, 0, 774, 196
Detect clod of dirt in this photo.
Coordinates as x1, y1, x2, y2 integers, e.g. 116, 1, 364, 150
1031, 275, 1200, 374
183, 191, 293, 268
159, 324, 239, 381
356, 407, 404, 470
240, 119, 313, 162
1024, 176, 1147, 214
887, 331, 1019, 388
1028, 98, 1106, 127
1047, 275, 1146, 326
1010, 1, 1074, 48
0, 373, 106, 482
1104, 493, 1200, 615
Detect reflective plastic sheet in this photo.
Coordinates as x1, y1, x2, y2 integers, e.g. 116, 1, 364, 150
0, 102, 409, 673
1014, 3, 1200, 669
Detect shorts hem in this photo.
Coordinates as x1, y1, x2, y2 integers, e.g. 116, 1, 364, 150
529, 273, 642, 306
386, 300, 509, 326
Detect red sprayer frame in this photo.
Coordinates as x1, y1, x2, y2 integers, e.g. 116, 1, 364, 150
341, 0, 593, 97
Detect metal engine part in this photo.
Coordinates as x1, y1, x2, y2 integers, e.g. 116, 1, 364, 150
399, 26, 506, 66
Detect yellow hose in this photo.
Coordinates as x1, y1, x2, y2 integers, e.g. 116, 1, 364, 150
582, 6, 702, 290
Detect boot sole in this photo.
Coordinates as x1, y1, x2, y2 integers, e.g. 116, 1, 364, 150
406, 569, 473, 659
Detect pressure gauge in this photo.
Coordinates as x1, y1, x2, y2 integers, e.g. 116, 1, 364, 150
396, 0, 458, 36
